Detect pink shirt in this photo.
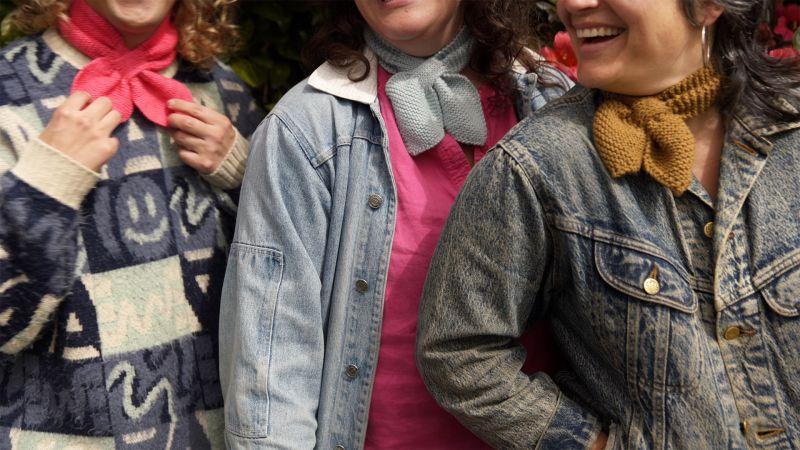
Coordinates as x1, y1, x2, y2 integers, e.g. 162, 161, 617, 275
364, 67, 560, 449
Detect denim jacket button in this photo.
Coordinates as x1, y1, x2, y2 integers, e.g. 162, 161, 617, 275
724, 326, 742, 340
703, 221, 714, 238
741, 420, 750, 436
335, 446, 345, 450
355, 279, 369, 293
643, 277, 660, 295
368, 194, 383, 209
345, 364, 359, 379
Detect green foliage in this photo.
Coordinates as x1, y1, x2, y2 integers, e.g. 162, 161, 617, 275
0, 0, 23, 47
233, 1, 320, 110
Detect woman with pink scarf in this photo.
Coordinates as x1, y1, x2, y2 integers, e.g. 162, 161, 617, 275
0, 0, 262, 447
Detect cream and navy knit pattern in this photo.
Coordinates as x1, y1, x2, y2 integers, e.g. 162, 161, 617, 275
0, 30, 263, 448
593, 67, 721, 195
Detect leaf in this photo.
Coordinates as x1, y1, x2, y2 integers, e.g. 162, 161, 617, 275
794, 26, 800, 49
230, 57, 267, 89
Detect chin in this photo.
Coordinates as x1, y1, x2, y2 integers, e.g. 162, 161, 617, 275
373, 16, 435, 42
576, 70, 607, 91
576, 62, 627, 93
378, 27, 428, 43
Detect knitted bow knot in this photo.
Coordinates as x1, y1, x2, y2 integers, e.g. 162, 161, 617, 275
593, 67, 721, 195
58, 0, 194, 127
365, 28, 487, 155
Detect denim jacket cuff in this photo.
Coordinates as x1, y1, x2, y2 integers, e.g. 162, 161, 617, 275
536, 392, 604, 450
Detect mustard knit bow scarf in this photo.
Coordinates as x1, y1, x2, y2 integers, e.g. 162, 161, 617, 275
593, 67, 721, 195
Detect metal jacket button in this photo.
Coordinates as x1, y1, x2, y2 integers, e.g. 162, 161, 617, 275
703, 221, 714, 238
643, 265, 660, 295
741, 420, 750, 436
368, 194, 383, 209
723, 326, 755, 341
355, 279, 369, 293
345, 364, 359, 379
335, 446, 345, 450
724, 326, 741, 340
643, 278, 660, 295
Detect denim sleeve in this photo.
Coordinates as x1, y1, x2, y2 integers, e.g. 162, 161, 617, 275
219, 113, 329, 450
416, 146, 603, 449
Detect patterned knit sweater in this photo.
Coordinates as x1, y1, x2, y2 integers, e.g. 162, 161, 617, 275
0, 30, 263, 448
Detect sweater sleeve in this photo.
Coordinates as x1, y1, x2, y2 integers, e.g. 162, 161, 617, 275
202, 62, 266, 190
0, 88, 100, 354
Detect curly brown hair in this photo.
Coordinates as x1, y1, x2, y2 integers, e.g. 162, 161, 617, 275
302, 0, 549, 99
8, 0, 240, 69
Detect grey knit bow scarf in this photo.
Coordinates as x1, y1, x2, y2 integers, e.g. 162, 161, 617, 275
365, 27, 486, 155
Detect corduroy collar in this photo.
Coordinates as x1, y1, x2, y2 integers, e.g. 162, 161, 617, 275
308, 47, 532, 106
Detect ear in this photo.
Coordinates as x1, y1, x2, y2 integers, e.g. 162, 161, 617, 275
698, 3, 725, 27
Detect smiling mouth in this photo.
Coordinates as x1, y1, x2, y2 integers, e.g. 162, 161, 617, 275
576, 27, 625, 45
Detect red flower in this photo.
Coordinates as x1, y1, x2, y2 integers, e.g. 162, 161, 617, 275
784, 4, 800, 23
769, 46, 800, 59
774, 16, 796, 42
541, 31, 578, 81
775, 3, 800, 43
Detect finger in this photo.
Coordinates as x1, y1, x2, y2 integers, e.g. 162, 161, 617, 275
168, 112, 214, 137
170, 130, 208, 153
83, 97, 114, 119
167, 99, 222, 124
177, 148, 217, 174
98, 109, 122, 135
61, 91, 93, 111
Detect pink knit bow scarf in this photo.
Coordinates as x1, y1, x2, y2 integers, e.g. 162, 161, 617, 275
58, 0, 193, 126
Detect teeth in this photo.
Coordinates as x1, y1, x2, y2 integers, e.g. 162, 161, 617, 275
576, 27, 624, 39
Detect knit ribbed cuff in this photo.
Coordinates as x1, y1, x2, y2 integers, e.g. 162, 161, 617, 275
202, 129, 249, 190
10, 138, 100, 210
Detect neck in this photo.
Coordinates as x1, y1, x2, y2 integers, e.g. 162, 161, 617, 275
388, 11, 464, 57
119, 29, 157, 49
686, 106, 724, 152
686, 106, 725, 198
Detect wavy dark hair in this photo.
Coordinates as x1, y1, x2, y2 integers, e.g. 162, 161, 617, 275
302, 0, 550, 99
683, 0, 800, 123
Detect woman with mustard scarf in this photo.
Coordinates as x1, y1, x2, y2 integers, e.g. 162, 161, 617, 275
417, 0, 800, 448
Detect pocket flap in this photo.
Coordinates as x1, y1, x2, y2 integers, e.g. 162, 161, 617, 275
759, 262, 800, 317
594, 238, 696, 313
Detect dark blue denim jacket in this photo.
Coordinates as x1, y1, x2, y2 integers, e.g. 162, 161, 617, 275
417, 85, 800, 449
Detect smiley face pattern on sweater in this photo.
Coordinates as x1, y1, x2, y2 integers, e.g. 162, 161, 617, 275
0, 33, 263, 449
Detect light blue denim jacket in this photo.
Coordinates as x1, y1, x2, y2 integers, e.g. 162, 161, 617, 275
218, 50, 570, 449
416, 86, 800, 449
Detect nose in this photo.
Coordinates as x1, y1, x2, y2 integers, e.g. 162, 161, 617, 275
559, 0, 601, 14
557, 0, 601, 26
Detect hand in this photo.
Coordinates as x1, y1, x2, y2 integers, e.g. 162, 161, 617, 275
590, 432, 608, 450
38, 91, 120, 172
166, 99, 236, 175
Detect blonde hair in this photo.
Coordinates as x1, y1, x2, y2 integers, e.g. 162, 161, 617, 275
8, 0, 240, 68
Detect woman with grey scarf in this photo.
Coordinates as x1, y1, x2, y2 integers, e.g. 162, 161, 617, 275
218, 1, 571, 448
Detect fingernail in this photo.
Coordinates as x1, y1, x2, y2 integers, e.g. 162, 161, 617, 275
167, 99, 176, 107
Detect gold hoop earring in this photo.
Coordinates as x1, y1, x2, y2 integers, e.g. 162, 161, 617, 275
701, 25, 712, 67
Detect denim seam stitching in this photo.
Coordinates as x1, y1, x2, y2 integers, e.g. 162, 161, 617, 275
269, 112, 331, 185
230, 241, 284, 263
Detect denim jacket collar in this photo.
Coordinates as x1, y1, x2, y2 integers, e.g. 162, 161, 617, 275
308, 47, 533, 105
731, 97, 800, 151
308, 49, 379, 105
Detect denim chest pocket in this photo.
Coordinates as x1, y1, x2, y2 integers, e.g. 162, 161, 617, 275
759, 259, 800, 317
593, 237, 703, 391
757, 258, 800, 399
